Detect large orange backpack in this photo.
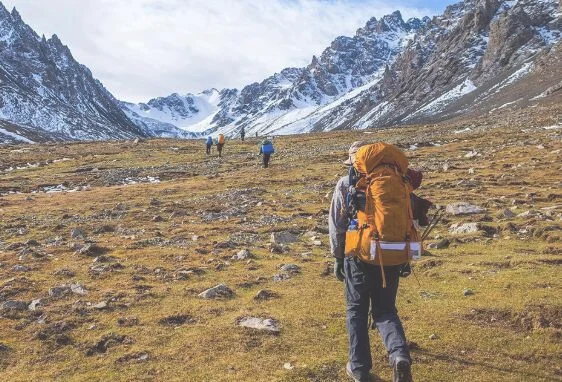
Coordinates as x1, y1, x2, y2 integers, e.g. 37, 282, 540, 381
344, 143, 420, 286
218, 134, 225, 144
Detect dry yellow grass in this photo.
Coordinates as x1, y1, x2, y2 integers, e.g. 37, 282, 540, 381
0, 105, 561, 381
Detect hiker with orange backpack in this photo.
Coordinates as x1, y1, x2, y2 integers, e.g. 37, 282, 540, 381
329, 141, 416, 382
217, 133, 225, 157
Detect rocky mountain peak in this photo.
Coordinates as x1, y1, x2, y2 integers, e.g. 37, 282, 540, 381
377, 10, 405, 32
10, 6, 21, 21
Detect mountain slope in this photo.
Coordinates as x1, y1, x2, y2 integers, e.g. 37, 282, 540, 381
0, 3, 148, 143
308, 0, 561, 131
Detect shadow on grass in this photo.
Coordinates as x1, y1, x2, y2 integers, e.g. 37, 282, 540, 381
414, 349, 560, 381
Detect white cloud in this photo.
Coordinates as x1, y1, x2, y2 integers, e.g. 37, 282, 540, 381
3, 0, 445, 102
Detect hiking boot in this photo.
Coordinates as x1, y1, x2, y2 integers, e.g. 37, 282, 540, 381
393, 360, 412, 382
346, 362, 371, 382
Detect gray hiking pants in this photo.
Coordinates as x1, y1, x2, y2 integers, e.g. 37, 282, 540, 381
344, 256, 411, 374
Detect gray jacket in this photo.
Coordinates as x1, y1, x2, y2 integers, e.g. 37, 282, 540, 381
329, 176, 350, 259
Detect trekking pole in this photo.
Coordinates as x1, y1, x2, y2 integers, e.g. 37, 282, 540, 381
420, 209, 439, 240
421, 207, 445, 241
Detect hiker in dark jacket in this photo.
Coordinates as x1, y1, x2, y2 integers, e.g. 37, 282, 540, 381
258, 138, 275, 168
329, 141, 413, 382
205, 136, 213, 155
240, 127, 245, 141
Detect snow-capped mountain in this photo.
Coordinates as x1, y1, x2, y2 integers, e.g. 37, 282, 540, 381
0, 3, 148, 143
130, 0, 560, 137
306, 0, 562, 131
119, 89, 222, 137
0, 0, 559, 144
126, 11, 427, 137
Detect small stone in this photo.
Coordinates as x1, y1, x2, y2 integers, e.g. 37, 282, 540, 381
232, 249, 252, 261
76, 243, 106, 257
237, 317, 280, 333
254, 289, 277, 300
70, 228, 85, 239
517, 210, 537, 218
463, 289, 474, 296
283, 362, 294, 370
198, 284, 234, 299
28, 299, 43, 311
280, 264, 301, 274
312, 240, 322, 246
1, 300, 29, 311
435, 239, 450, 249
70, 283, 88, 296
49, 286, 72, 298
270, 231, 299, 245
270, 244, 285, 254
151, 215, 163, 222
449, 222, 480, 235
446, 202, 485, 215
300, 252, 312, 261
429, 333, 439, 340
11, 265, 31, 272
92, 301, 109, 310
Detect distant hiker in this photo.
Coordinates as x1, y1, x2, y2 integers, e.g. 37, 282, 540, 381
240, 127, 245, 141
329, 141, 415, 382
255, 132, 258, 138
258, 138, 275, 168
205, 136, 213, 155
217, 133, 225, 157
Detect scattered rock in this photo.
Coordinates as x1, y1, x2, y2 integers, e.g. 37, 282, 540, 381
151, 215, 164, 222
11, 265, 31, 273
70, 283, 88, 295
517, 210, 538, 218
1, 300, 29, 312
429, 333, 439, 340
49, 283, 88, 299
254, 289, 278, 300
435, 239, 450, 249
236, 317, 280, 333
498, 209, 516, 219
28, 299, 43, 311
85, 333, 133, 356
279, 264, 301, 274
269, 243, 286, 254
116, 351, 150, 363
271, 231, 298, 245
76, 243, 107, 257
198, 284, 234, 299
299, 252, 313, 261
232, 249, 252, 261
446, 202, 486, 215
449, 222, 480, 235
159, 314, 195, 327
117, 316, 140, 327
92, 301, 110, 310
53, 268, 76, 278
463, 289, 475, 296
273, 273, 291, 282
70, 228, 85, 239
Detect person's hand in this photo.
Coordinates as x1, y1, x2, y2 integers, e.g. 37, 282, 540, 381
334, 257, 345, 282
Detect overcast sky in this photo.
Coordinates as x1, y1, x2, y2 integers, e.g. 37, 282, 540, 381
4, 0, 456, 102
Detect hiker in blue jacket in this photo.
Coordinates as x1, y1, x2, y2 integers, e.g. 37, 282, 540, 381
258, 138, 275, 168
205, 136, 213, 155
